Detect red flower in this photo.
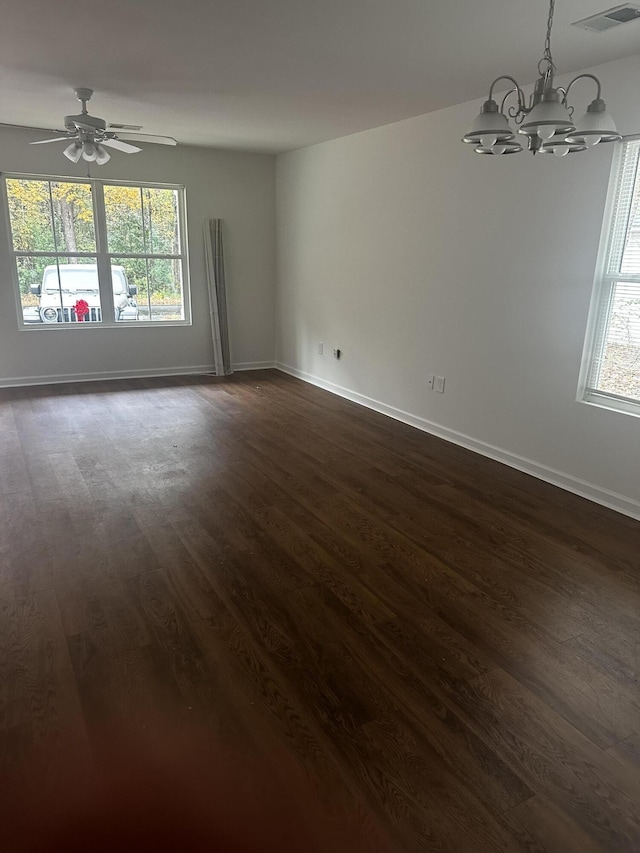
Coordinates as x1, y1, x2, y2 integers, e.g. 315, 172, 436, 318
74, 299, 90, 321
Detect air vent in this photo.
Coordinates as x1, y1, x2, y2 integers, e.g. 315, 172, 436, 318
108, 123, 143, 131
573, 4, 640, 31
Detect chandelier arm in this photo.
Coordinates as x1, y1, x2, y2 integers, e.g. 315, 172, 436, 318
488, 76, 525, 111
556, 87, 574, 118
563, 73, 602, 104
500, 88, 526, 122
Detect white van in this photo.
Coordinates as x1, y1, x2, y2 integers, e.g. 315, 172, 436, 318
30, 264, 139, 323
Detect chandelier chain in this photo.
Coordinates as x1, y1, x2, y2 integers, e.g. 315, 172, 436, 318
538, 0, 556, 78
544, 0, 555, 60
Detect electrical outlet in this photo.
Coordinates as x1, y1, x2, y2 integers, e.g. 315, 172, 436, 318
333, 348, 341, 360
436, 376, 445, 393
317, 342, 324, 355
427, 374, 435, 390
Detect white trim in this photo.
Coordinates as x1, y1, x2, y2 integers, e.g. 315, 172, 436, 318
1, 171, 186, 190
581, 393, 640, 418
0, 364, 217, 388
19, 319, 193, 331
233, 361, 276, 371
0, 361, 275, 388
276, 362, 640, 522
576, 142, 622, 401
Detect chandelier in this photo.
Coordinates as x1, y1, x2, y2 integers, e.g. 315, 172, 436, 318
462, 0, 620, 156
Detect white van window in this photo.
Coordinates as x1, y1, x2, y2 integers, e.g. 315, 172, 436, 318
43, 267, 126, 294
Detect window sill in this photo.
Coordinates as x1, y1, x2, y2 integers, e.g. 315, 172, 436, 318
18, 319, 193, 331
580, 392, 640, 419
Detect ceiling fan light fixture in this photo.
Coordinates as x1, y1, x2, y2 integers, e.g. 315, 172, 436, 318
462, 0, 619, 158
94, 144, 111, 165
82, 141, 97, 162
63, 141, 83, 163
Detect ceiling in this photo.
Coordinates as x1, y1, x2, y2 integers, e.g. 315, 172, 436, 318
0, 0, 639, 153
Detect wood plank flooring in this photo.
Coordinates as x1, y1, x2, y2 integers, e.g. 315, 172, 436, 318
1, 370, 639, 851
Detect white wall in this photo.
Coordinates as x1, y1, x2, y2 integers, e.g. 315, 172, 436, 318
0, 128, 276, 383
276, 54, 640, 518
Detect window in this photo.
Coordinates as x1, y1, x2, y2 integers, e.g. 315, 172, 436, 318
3, 175, 189, 327
103, 185, 186, 322
582, 138, 640, 414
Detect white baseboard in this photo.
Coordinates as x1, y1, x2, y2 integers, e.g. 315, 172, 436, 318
275, 362, 640, 522
0, 364, 218, 388
233, 361, 276, 371
0, 361, 276, 388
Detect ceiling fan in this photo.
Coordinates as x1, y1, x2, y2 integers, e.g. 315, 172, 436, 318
0, 88, 177, 164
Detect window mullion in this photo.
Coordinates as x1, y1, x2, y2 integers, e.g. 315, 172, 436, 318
140, 187, 153, 321
46, 182, 65, 319
603, 274, 640, 284
92, 181, 115, 324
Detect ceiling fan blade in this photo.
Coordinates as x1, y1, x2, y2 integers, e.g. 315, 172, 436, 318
101, 138, 142, 153
29, 137, 71, 145
116, 132, 177, 146
0, 122, 68, 134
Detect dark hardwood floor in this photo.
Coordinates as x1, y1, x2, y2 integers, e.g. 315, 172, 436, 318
1, 369, 640, 851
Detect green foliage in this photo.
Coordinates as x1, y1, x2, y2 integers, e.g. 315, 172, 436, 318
104, 185, 179, 255
15, 255, 53, 294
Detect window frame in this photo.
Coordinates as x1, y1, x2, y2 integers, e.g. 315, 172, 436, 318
578, 135, 640, 418
1, 172, 191, 330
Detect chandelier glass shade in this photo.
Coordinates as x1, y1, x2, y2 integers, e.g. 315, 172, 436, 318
462, 0, 620, 156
